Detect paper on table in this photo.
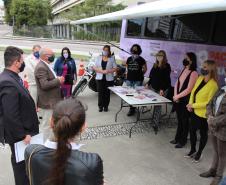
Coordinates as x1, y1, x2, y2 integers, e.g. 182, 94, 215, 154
14, 133, 44, 163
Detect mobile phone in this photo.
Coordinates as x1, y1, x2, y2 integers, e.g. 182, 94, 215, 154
126, 94, 134, 96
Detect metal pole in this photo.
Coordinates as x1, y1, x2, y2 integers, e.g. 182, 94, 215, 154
12, 16, 15, 35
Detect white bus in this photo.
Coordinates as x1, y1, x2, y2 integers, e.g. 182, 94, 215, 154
71, 0, 226, 86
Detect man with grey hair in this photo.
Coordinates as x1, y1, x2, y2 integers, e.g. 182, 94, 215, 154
35, 47, 64, 140
22, 44, 41, 107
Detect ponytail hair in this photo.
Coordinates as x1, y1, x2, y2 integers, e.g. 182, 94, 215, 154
45, 99, 86, 185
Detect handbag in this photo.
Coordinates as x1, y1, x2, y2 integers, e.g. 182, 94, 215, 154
27, 145, 44, 185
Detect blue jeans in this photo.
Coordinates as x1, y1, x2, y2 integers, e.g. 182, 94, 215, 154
125, 80, 142, 88
220, 177, 226, 185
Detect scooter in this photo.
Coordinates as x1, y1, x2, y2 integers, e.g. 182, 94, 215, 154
72, 53, 96, 98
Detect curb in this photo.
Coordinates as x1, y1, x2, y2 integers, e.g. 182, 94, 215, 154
0, 36, 120, 47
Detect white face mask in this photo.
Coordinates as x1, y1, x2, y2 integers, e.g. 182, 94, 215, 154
102, 50, 109, 57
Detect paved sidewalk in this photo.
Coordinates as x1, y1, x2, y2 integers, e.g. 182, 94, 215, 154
0, 50, 222, 185
0, 86, 218, 185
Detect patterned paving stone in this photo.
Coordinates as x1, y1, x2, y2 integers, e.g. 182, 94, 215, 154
81, 117, 177, 140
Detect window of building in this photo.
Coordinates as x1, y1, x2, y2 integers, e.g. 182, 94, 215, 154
126, 19, 145, 37
172, 13, 212, 43
144, 16, 171, 39
213, 11, 226, 45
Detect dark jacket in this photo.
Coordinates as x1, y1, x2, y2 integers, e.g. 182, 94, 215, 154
148, 63, 171, 92
25, 144, 104, 185
54, 57, 77, 84
206, 88, 226, 141
35, 61, 62, 109
0, 69, 39, 144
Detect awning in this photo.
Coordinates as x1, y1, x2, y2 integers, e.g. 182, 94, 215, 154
70, 0, 226, 24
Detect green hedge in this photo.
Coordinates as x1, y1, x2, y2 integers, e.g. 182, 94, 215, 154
14, 26, 52, 38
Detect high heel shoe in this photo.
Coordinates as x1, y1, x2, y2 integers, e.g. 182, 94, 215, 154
184, 150, 196, 158
192, 153, 203, 163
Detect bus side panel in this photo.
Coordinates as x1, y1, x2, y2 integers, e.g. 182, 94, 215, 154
119, 31, 226, 86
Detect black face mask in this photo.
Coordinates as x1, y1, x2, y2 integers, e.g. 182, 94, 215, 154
132, 50, 139, 55
48, 55, 55, 63
19, 62, 25, 72
183, 59, 189, 66
200, 68, 209, 76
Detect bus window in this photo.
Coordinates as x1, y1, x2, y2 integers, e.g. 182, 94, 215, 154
173, 13, 212, 43
126, 19, 145, 37
144, 17, 171, 39
213, 11, 226, 45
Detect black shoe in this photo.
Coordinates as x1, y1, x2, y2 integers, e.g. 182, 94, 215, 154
170, 140, 177, 144
175, 143, 184, 148
153, 125, 158, 134
99, 107, 103, 112
104, 107, 108, 112
199, 169, 216, 178
192, 153, 202, 163
184, 150, 196, 158
127, 108, 135, 116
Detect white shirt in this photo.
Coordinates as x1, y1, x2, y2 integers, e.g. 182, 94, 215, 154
41, 60, 57, 78
215, 86, 226, 115
44, 139, 84, 150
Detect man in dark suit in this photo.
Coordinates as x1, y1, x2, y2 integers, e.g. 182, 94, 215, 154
35, 47, 64, 140
0, 46, 39, 185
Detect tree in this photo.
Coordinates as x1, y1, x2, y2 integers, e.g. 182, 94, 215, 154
60, 0, 126, 21
59, 0, 126, 42
8, 0, 52, 27
3, 0, 12, 24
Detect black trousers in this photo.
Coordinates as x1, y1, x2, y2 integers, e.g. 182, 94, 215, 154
96, 80, 114, 108
10, 145, 29, 185
174, 102, 190, 145
190, 113, 208, 155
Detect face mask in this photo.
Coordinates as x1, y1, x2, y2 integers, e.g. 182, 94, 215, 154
157, 56, 164, 62
34, 51, 40, 59
200, 68, 209, 76
102, 51, 108, 57
48, 55, 55, 63
132, 50, 139, 55
63, 53, 68, 59
19, 62, 26, 72
183, 59, 189, 66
